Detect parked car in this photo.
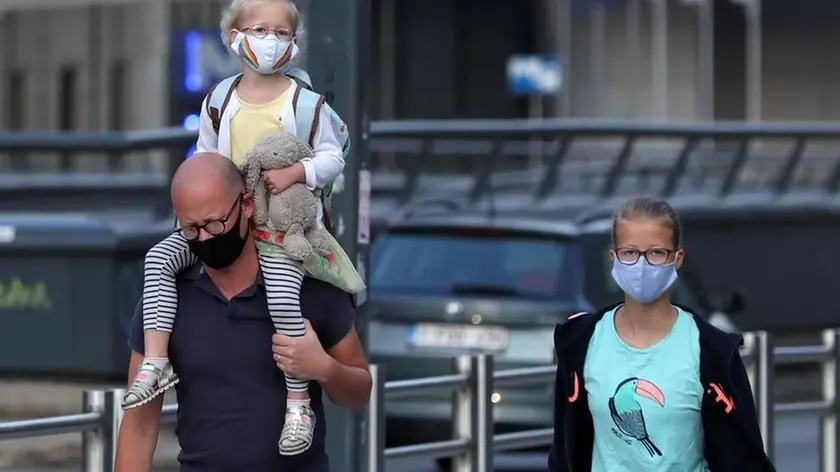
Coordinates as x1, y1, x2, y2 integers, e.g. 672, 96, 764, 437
367, 207, 721, 468
368, 210, 584, 451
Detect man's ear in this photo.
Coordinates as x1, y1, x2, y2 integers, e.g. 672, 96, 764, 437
242, 192, 255, 219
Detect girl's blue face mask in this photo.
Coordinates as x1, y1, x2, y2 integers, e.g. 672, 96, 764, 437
610, 256, 678, 304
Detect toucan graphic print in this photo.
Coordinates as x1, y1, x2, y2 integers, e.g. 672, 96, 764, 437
608, 377, 666, 457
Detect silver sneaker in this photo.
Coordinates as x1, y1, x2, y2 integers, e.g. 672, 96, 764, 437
121, 359, 179, 410
278, 403, 316, 456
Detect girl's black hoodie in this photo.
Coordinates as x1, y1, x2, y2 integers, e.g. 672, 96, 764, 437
548, 304, 776, 472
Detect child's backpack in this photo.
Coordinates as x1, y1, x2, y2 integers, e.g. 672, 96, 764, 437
204, 68, 350, 234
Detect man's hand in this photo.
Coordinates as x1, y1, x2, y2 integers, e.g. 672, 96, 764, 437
262, 163, 305, 194
272, 319, 333, 381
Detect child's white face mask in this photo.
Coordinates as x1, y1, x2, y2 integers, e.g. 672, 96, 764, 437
230, 31, 299, 75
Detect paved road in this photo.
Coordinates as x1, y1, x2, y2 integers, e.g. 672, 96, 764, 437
3, 412, 823, 472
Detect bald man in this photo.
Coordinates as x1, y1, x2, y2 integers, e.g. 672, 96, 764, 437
114, 153, 371, 472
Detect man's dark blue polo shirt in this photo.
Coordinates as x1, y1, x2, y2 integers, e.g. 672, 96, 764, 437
128, 264, 356, 472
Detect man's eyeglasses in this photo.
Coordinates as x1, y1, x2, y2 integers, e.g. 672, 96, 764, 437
614, 247, 676, 266
176, 194, 242, 241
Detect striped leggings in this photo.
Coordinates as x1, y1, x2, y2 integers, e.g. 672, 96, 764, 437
142, 232, 308, 392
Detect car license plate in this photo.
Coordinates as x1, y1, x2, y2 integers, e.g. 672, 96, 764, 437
408, 323, 510, 351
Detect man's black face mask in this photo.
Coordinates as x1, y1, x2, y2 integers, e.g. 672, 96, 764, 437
186, 198, 248, 270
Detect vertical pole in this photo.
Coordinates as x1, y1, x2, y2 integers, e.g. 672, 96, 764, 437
366, 365, 385, 472
453, 355, 473, 472
590, 1, 607, 116
696, 0, 715, 121
650, 0, 669, 120
557, 0, 572, 117
729, 0, 761, 121
82, 389, 121, 472
682, 0, 715, 120
378, 0, 396, 168
744, 0, 762, 122
742, 330, 774, 457
754, 332, 774, 459
87, 4, 104, 131
473, 355, 494, 472
625, 0, 642, 119
741, 332, 757, 399
306, 0, 371, 471
82, 390, 105, 472
0, 11, 10, 170
110, 389, 124, 469
821, 329, 840, 472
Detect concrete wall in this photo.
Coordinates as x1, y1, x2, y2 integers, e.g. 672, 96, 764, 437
548, 0, 706, 121
546, 0, 840, 123
761, 0, 840, 121
2, 0, 840, 132
0, 1, 170, 132
0, 1, 171, 171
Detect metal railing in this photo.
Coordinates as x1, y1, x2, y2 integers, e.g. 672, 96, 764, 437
6, 119, 840, 214
0, 329, 838, 471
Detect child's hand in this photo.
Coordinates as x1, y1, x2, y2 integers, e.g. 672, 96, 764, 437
262, 163, 305, 194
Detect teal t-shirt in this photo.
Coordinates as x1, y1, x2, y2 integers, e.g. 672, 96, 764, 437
584, 306, 709, 472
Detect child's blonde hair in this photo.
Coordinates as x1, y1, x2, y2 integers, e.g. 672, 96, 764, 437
220, 0, 307, 49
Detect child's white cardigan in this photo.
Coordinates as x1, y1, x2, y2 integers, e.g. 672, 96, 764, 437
194, 80, 344, 225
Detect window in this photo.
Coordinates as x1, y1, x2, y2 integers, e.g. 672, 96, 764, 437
59, 66, 77, 131
6, 70, 24, 130
371, 229, 582, 300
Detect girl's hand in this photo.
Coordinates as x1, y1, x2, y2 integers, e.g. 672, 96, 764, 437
262, 163, 305, 194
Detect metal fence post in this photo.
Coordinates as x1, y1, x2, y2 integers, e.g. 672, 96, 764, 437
742, 331, 757, 394
742, 331, 773, 457
821, 329, 840, 472
366, 365, 385, 472
453, 355, 494, 472
453, 355, 473, 472
472, 355, 494, 472
82, 389, 121, 472
754, 331, 774, 459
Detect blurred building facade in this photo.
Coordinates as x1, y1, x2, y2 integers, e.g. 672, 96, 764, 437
0, 0, 171, 132
0, 0, 839, 133
551, 0, 840, 122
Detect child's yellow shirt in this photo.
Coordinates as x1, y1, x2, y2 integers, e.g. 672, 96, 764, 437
228, 88, 291, 167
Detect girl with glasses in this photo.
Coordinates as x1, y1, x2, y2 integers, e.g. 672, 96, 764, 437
550, 196, 775, 471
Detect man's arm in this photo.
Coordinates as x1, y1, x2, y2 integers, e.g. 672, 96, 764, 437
319, 327, 371, 411
307, 284, 371, 411
274, 283, 372, 410
115, 300, 163, 472
114, 351, 164, 472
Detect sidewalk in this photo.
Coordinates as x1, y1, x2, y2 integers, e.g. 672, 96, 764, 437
0, 380, 180, 468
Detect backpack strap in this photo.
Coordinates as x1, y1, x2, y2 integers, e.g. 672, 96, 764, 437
320, 199, 334, 234
291, 86, 327, 148
286, 68, 313, 91
290, 82, 333, 233
206, 74, 242, 135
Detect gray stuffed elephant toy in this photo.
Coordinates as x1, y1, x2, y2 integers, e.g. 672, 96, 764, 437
241, 132, 332, 262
